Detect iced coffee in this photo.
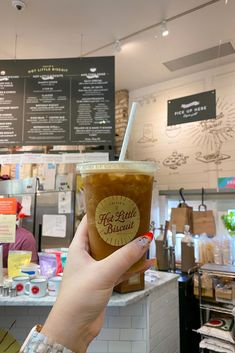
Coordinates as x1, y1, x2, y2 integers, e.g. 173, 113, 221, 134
79, 161, 155, 272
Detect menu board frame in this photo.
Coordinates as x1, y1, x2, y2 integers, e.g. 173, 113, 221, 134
0, 56, 115, 146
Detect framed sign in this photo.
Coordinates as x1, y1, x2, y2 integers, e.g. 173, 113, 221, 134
0, 56, 115, 146
167, 90, 216, 126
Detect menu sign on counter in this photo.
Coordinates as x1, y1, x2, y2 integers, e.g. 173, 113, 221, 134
0, 56, 115, 146
167, 90, 216, 126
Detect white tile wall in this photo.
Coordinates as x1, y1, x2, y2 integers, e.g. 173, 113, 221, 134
0, 278, 179, 353
108, 341, 132, 353
131, 315, 146, 329
119, 303, 143, 316
132, 341, 147, 353
106, 307, 120, 316
108, 316, 132, 328
98, 328, 119, 341
119, 328, 143, 341
88, 340, 108, 353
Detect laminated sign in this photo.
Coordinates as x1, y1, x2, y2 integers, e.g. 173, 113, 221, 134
0, 198, 17, 243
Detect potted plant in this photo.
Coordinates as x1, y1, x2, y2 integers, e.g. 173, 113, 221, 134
221, 211, 235, 237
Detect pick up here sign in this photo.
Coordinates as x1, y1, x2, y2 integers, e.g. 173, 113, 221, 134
167, 90, 216, 126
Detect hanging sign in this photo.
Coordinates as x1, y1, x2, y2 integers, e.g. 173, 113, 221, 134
167, 90, 216, 126
0, 56, 115, 146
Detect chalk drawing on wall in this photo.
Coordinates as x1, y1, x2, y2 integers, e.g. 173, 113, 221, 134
138, 123, 158, 143
187, 96, 235, 165
136, 94, 158, 106
165, 125, 182, 139
195, 150, 230, 164
163, 151, 189, 170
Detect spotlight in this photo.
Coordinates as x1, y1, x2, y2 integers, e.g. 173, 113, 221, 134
161, 20, 169, 37
12, 0, 26, 11
114, 40, 122, 53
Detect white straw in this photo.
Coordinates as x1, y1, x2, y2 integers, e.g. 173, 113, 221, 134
119, 102, 138, 161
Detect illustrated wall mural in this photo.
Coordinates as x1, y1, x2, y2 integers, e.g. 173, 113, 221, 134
163, 151, 189, 170
137, 123, 158, 144
128, 65, 235, 190
186, 96, 235, 165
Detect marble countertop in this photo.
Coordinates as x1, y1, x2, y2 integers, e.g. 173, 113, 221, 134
0, 271, 178, 307
110, 271, 178, 306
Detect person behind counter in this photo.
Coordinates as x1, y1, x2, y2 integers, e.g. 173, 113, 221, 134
21, 215, 154, 353
1, 201, 38, 269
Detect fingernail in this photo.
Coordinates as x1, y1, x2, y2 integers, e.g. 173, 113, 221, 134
144, 232, 154, 241
136, 233, 153, 248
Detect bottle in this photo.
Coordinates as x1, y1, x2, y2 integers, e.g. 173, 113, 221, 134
181, 225, 195, 273
155, 222, 169, 271
169, 224, 176, 272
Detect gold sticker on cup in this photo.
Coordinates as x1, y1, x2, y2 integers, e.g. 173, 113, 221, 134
95, 196, 140, 246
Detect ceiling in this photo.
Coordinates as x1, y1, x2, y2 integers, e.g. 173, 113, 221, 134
1, 0, 235, 91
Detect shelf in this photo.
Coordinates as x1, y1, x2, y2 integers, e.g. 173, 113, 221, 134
199, 263, 235, 277
200, 303, 234, 315
159, 188, 235, 196
198, 264, 235, 353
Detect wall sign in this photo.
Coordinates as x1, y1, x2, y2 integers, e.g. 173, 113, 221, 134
0, 56, 115, 146
218, 177, 235, 189
167, 90, 216, 126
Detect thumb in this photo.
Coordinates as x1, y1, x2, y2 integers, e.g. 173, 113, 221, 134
101, 233, 153, 283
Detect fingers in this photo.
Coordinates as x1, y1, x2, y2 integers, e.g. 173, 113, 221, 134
70, 215, 90, 252
102, 234, 153, 283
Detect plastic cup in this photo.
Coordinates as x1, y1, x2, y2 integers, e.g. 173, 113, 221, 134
79, 161, 156, 272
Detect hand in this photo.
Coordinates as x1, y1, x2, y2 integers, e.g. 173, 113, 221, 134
41, 215, 154, 353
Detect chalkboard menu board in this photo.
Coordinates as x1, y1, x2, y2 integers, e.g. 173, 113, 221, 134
0, 56, 115, 146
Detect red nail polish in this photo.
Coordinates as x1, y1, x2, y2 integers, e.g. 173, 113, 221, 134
144, 232, 154, 241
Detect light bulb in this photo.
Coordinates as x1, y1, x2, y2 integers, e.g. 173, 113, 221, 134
161, 21, 169, 37
114, 40, 122, 53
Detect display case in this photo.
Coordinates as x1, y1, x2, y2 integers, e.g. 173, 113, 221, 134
197, 263, 235, 352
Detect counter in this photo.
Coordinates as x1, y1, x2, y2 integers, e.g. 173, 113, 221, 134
0, 271, 179, 353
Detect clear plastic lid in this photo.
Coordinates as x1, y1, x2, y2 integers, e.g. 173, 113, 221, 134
78, 160, 157, 175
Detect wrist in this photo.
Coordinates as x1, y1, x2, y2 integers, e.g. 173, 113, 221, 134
41, 300, 89, 353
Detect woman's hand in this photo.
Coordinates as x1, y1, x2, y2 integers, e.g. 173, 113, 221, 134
41, 215, 154, 353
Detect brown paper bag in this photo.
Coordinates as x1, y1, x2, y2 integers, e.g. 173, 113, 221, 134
192, 210, 216, 236
169, 203, 193, 233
